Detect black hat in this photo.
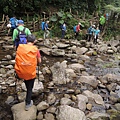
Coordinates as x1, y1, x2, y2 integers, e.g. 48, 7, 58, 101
27, 34, 36, 42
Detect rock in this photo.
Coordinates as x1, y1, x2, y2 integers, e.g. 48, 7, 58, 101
86, 103, 92, 110
47, 93, 56, 105
56, 105, 86, 120
50, 61, 70, 84
60, 97, 73, 105
5, 96, 14, 104
75, 47, 88, 55
114, 103, 120, 111
78, 76, 98, 88
37, 101, 49, 111
46, 106, 56, 114
56, 43, 70, 48
51, 49, 65, 56
37, 112, 44, 120
44, 113, 55, 120
107, 49, 114, 54
68, 63, 86, 72
83, 90, 104, 106
87, 112, 110, 119
11, 102, 37, 120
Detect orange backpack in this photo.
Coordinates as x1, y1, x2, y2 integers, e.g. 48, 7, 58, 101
15, 44, 38, 80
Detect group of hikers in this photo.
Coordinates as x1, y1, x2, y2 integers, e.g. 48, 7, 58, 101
6, 13, 107, 111
7, 16, 41, 111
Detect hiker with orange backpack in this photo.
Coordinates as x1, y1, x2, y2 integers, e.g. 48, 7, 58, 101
15, 34, 41, 111
12, 20, 31, 50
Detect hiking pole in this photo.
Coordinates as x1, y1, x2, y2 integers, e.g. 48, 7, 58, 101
38, 63, 40, 84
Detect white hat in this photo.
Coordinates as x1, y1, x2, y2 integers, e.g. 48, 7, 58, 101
92, 25, 95, 27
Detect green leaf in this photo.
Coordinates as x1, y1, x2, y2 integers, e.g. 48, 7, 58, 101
59, 20, 64, 24
67, 14, 72, 18
57, 12, 63, 17
50, 15, 57, 22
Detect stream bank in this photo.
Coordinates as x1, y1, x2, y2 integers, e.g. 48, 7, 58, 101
0, 36, 120, 120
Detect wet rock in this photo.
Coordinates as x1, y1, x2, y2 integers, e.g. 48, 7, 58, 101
83, 90, 104, 106
87, 112, 110, 120
50, 61, 70, 84
68, 63, 85, 73
78, 76, 99, 88
77, 94, 88, 111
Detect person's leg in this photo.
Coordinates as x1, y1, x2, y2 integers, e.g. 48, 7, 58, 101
62, 30, 65, 39
46, 30, 50, 38
88, 34, 92, 41
43, 31, 46, 39
24, 78, 35, 105
95, 35, 98, 44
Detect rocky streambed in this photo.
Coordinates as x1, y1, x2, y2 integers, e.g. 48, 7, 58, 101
0, 36, 120, 120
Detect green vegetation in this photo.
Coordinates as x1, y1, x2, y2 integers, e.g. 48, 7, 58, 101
0, 0, 119, 40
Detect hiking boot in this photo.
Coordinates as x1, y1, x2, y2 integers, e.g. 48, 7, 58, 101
25, 100, 33, 111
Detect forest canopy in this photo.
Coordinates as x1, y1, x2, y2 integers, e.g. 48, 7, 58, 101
0, 0, 120, 17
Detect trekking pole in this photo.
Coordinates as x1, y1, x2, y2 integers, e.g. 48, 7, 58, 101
38, 63, 40, 84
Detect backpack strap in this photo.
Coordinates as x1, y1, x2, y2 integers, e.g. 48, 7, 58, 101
16, 27, 26, 32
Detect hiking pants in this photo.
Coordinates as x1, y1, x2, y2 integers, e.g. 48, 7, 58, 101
44, 30, 50, 39
62, 30, 65, 39
24, 78, 35, 105
88, 34, 92, 42
94, 35, 98, 44
75, 32, 79, 39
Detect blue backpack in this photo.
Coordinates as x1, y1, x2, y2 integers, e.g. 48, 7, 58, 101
73, 26, 77, 32
16, 27, 27, 44
41, 22, 45, 30
10, 17, 17, 28
88, 26, 92, 33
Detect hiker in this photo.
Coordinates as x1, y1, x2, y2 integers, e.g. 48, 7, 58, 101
86, 24, 95, 42
99, 15, 106, 31
74, 23, 81, 39
61, 22, 67, 39
43, 20, 50, 39
12, 20, 31, 50
9, 16, 18, 35
15, 34, 41, 111
93, 26, 100, 44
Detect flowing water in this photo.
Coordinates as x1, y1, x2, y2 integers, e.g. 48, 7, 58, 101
0, 45, 120, 120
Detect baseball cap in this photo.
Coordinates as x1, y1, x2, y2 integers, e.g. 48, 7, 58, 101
18, 20, 24, 24
27, 34, 36, 42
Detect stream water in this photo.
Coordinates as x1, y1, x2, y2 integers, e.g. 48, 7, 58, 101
0, 45, 120, 120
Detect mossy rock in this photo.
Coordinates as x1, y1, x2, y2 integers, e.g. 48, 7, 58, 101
107, 109, 120, 120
